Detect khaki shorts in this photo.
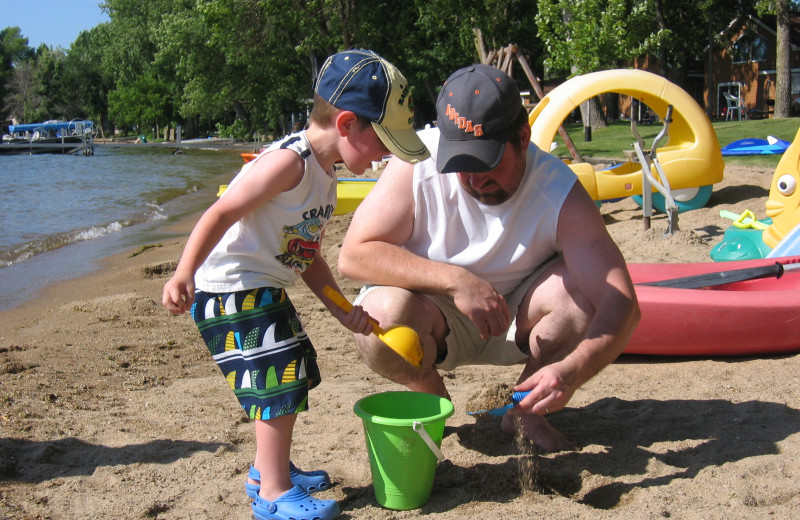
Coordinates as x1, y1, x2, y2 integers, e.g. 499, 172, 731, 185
354, 255, 559, 371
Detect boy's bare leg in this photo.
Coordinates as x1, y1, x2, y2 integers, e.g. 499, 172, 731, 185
253, 414, 297, 500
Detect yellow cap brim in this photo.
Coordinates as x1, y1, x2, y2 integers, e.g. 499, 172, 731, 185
373, 123, 430, 163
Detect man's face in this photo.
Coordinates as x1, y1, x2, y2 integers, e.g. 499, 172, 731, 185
455, 131, 527, 205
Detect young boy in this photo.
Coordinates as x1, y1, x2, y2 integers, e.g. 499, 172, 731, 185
162, 49, 428, 520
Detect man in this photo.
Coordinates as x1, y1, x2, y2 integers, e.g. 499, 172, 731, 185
338, 64, 640, 451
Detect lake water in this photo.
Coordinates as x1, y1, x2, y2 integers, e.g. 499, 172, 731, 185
0, 144, 246, 312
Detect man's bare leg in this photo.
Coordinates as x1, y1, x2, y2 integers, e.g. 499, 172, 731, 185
354, 287, 451, 398
505, 262, 592, 451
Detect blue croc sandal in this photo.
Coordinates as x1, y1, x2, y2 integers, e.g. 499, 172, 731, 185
251, 485, 339, 520
246, 463, 332, 499
246, 466, 261, 500
290, 462, 332, 494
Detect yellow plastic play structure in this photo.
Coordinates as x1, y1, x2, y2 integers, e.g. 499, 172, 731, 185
333, 179, 379, 215
763, 126, 800, 248
529, 69, 724, 210
709, 126, 800, 260
217, 179, 375, 216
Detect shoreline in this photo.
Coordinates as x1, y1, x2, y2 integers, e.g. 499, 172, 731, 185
0, 153, 236, 314
0, 204, 202, 330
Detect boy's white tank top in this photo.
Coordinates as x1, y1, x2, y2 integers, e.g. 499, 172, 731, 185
196, 131, 337, 293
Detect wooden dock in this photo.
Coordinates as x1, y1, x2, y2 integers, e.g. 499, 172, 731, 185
0, 139, 95, 156
1, 120, 95, 156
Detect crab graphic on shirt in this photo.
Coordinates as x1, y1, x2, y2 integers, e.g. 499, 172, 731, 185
275, 216, 323, 273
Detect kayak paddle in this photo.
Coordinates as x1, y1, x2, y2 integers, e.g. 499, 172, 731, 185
637, 261, 800, 289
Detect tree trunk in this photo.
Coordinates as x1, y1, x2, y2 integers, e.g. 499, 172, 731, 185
653, 0, 669, 78
580, 97, 607, 129
706, 18, 714, 118
233, 100, 249, 124
775, 0, 791, 118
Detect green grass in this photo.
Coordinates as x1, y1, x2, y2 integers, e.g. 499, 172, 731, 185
550, 117, 800, 169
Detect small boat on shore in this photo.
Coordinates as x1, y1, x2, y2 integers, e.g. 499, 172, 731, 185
1, 120, 95, 155
624, 256, 800, 356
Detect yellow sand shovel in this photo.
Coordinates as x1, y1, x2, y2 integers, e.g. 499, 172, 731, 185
323, 285, 423, 368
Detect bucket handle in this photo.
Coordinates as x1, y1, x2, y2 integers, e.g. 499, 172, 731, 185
412, 421, 446, 461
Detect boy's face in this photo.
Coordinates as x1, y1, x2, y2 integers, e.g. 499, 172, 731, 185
341, 118, 390, 175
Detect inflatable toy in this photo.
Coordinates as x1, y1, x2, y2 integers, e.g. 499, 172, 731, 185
709, 210, 772, 261
721, 136, 791, 156
334, 179, 378, 215
710, 126, 800, 260
767, 222, 800, 257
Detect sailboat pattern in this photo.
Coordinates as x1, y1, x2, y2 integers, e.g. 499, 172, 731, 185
191, 287, 320, 420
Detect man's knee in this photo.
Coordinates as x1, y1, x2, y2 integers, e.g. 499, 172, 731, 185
520, 263, 594, 325
515, 268, 594, 358
353, 331, 423, 386
357, 286, 416, 324
353, 287, 445, 385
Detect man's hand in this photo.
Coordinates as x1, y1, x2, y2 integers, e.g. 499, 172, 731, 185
514, 361, 578, 415
452, 274, 511, 339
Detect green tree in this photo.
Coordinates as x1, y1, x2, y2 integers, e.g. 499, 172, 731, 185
107, 74, 171, 135
4, 45, 65, 123
536, 0, 645, 127
756, 0, 800, 118
189, 0, 311, 136
384, 0, 542, 123
33, 46, 68, 120
5, 60, 40, 122
62, 24, 116, 130
537, 0, 643, 77
536, 0, 757, 126
0, 27, 34, 120
102, 0, 183, 136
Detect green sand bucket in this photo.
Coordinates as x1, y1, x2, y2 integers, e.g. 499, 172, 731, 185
353, 391, 454, 510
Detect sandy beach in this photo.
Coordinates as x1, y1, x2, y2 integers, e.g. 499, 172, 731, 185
2, 163, 799, 520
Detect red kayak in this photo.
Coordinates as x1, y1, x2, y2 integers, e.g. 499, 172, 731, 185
624, 256, 800, 356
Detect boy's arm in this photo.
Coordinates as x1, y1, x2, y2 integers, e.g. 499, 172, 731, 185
162, 150, 304, 314
300, 254, 374, 335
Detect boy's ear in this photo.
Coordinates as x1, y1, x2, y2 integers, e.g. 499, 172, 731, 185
334, 110, 359, 136
519, 123, 531, 148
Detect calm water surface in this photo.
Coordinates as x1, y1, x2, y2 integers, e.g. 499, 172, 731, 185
0, 144, 246, 312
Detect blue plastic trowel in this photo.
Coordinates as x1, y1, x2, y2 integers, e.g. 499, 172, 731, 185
467, 390, 531, 417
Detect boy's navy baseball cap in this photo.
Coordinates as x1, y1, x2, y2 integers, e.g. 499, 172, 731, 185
435, 64, 523, 173
315, 49, 429, 163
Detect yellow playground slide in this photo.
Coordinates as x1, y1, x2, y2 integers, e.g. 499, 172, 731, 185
529, 69, 724, 212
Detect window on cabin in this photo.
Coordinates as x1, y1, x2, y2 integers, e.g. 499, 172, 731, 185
732, 32, 767, 63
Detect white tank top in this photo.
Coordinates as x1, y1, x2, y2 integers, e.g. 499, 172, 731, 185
406, 128, 577, 295
196, 131, 337, 292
